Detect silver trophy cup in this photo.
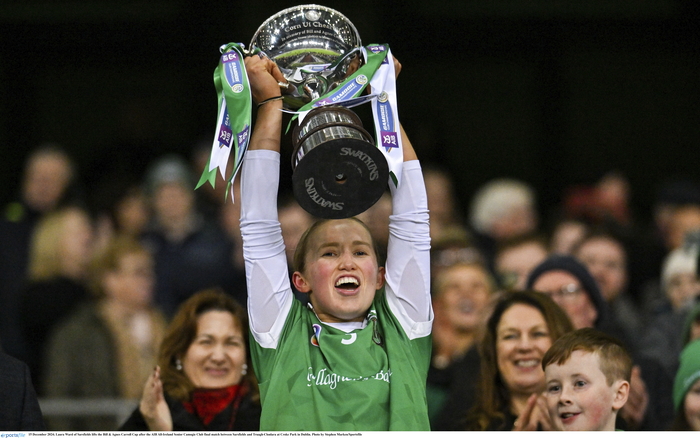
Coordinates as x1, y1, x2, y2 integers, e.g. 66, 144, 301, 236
250, 5, 389, 219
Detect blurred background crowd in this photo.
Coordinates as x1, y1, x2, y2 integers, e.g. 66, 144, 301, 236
1, 0, 700, 432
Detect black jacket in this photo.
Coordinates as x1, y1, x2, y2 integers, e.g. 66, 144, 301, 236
119, 390, 260, 431
0, 351, 46, 431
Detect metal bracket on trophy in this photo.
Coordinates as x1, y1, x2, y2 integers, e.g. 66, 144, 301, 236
197, 4, 404, 219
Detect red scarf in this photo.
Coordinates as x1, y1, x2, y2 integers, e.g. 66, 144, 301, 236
183, 385, 240, 426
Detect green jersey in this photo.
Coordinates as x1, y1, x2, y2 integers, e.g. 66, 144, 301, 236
241, 152, 432, 431
251, 291, 431, 431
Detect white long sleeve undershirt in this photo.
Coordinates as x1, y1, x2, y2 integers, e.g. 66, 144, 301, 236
240, 149, 431, 348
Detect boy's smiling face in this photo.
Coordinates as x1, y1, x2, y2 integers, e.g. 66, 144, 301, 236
544, 350, 629, 431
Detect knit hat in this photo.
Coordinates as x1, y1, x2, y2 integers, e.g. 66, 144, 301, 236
525, 255, 606, 323
145, 154, 194, 195
673, 339, 700, 411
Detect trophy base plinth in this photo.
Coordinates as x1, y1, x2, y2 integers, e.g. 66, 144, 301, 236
292, 138, 389, 219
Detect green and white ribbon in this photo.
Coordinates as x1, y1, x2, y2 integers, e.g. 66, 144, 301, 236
196, 43, 252, 200
367, 45, 403, 188
198, 43, 404, 201
291, 44, 403, 188
289, 45, 388, 122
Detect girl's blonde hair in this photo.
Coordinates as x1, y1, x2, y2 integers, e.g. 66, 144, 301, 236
28, 206, 90, 281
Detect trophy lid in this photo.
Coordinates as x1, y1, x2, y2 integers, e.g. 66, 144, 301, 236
249, 5, 362, 70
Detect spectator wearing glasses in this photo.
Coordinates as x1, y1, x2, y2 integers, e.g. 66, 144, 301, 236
525, 255, 604, 331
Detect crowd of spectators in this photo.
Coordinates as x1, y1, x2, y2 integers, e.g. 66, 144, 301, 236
1, 140, 700, 431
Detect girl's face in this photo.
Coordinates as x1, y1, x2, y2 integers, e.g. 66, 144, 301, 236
182, 310, 246, 389
496, 303, 552, 396
685, 379, 700, 431
292, 219, 384, 323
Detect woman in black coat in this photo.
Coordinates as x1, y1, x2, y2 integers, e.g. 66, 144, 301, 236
120, 290, 260, 431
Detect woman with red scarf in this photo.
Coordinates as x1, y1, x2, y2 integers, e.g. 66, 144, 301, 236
120, 289, 260, 431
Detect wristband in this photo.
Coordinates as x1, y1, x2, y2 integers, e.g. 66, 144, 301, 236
257, 96, 284, 107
